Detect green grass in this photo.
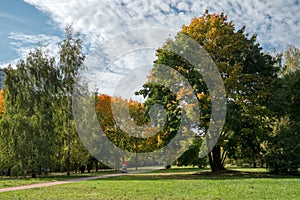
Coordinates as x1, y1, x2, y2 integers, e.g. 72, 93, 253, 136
0, 168, 299, 200
0, 170, 117, 188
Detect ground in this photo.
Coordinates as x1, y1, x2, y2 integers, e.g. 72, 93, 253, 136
0, 167, 299, 199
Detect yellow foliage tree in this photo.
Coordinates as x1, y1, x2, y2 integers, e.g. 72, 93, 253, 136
0, 90, 4, 114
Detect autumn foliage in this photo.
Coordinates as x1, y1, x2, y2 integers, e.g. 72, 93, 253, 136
95, 94, 166, 153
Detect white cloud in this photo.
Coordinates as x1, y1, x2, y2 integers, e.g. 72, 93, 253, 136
21, 0, 300, 95
1, 32, 61, 68
177, 2, 190, 11
23, 0, 300, 50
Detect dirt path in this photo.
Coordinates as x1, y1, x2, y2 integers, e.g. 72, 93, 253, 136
0, 173, 123, 193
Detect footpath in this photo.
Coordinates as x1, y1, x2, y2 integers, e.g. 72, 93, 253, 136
0, 173, 123, 193
0, 168, 155, 193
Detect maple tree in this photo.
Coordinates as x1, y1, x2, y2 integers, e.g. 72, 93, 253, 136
137, 11, 278, 172
0, 17, 297, 176
96, 94, 161, 153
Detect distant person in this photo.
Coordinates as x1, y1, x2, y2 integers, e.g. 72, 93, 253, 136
122, 163, 127, 173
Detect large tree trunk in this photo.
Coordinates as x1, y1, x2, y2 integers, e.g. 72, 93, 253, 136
208, 145, 226, 172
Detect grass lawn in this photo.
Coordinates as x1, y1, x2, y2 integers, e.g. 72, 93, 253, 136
0, 170, 117, 189
0, 167, 299, 200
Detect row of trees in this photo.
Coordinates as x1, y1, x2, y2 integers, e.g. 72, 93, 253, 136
266, 46, 300, 173
0, 27, 91, 177
0, 12, 299, 176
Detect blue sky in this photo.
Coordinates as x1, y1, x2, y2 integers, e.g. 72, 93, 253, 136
0, 0, 62, 64
1, 0, 300, 94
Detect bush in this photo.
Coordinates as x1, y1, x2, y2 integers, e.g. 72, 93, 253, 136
11, 164, 23, 177
266, 126, 299, 174
265, 151, 298, 174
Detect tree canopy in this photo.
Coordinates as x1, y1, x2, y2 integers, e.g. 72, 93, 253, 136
137, 11, 279, 172
0, 12, 299, 176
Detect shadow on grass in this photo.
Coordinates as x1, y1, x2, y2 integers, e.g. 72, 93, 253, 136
0, 169, 117, 181
92, 168, 300, 181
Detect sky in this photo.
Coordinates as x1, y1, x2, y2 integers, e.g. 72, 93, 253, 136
1, 0, 300, 96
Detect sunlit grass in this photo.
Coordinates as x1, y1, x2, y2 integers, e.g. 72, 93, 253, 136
1, 167, 299, 200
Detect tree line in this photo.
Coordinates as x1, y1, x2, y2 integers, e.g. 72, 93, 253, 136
0, 12, 299, 177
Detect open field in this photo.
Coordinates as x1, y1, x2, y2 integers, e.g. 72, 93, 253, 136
0, 168, 299, 200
